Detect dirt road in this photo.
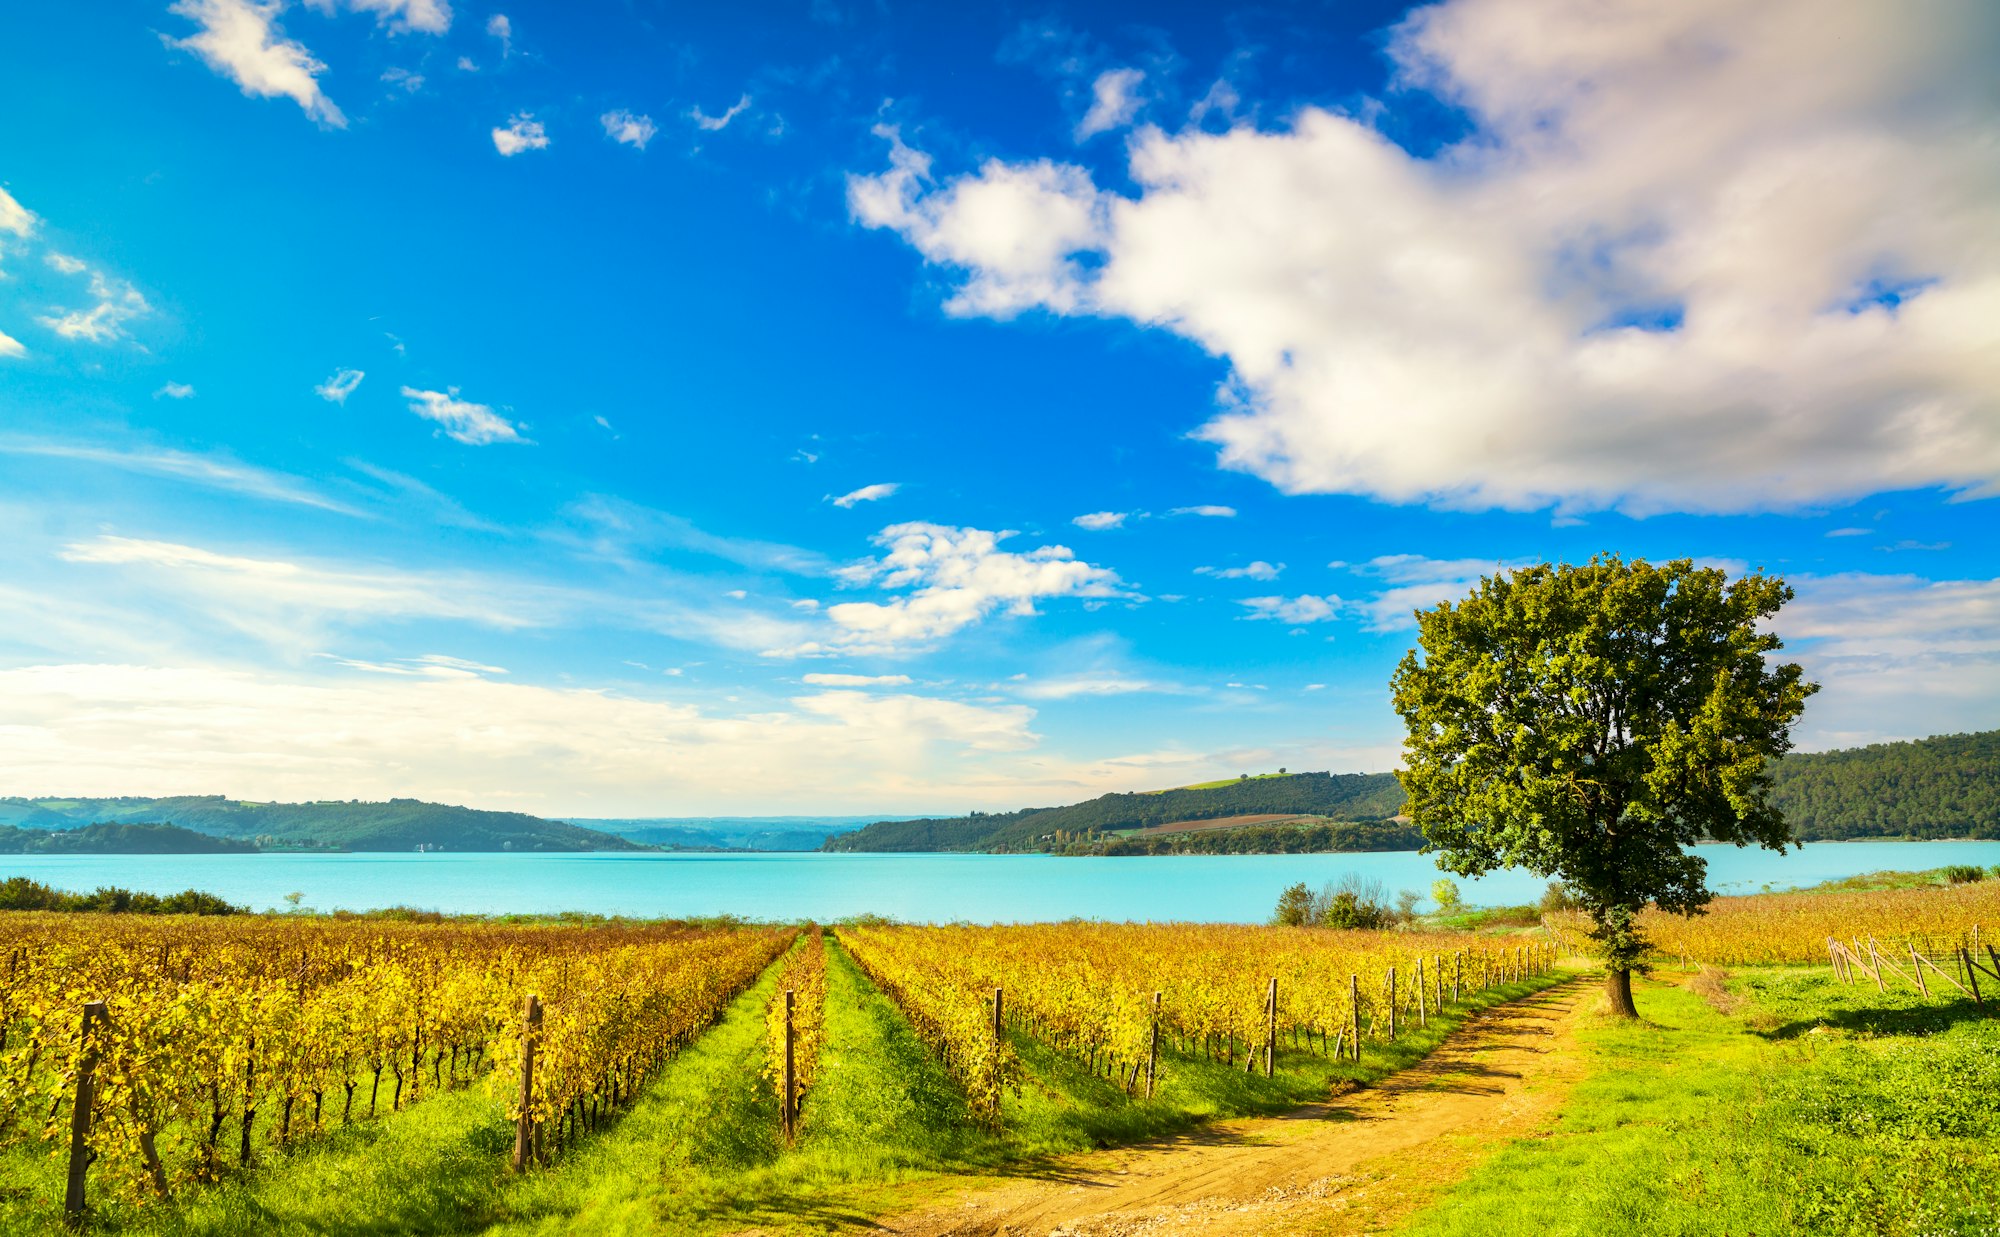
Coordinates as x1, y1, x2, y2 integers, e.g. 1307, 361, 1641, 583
873, 979, 1590, 1237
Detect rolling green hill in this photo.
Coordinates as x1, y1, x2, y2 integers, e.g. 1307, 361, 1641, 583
823, 771, 1406, 853
0, 796, 638, 852
825, 729, 2000, 853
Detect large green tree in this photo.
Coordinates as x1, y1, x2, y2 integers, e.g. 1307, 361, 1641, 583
1389, 555, 1817, 1017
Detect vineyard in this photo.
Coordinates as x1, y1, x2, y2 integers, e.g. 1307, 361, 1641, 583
1545, 879, 2000, 965
38, 885, 2000, 1233
0, 914, 789, 1215
839, 922, 1558, 1125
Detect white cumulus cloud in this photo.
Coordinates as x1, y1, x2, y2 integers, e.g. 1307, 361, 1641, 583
38, 273, 151, 344
44, 253, 85, 275
400, 385, 526, 445
1071, 511, 1128, 531
801, 673, 913, 687
1075, 67, 1145, 141
492, 113, 549, 156
307, 0, 451, 34
154, 382, 196, 400
849, 0, 2000, 515
0, 186, 33, 238
787, 523, 1126, 653
168, 0, 345, 127
1239, 594, 1341, 623
1196, 561, 1282, 581
601, 109, 657, 150
0, 330, 25, 359
1169, 505, 1236, 518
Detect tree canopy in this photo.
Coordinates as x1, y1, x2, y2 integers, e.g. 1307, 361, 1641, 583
1390, 555, 1817, 1016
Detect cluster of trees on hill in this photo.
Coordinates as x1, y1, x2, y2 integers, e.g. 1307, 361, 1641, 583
0, 796, 637, 852
1083, 820, 1424, 856
1770, 731, 1999, 840
824, 772, 1404, 853
0, 876, 244, 915
0, 822, 254, 854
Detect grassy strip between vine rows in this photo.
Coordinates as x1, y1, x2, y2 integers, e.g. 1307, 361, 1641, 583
0, 933, 1573, 1235
1399, 966, 2000, 1237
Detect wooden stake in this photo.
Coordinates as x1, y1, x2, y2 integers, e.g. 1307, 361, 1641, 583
64, 1000, 108, 1223
1146, 991, 1161, 1098
993, 988, 1004, 1044
781, 989, 797, 1142
1264, 977, 1277, 1078
1387, 968, 1397, 1040
1349, 974, 1361, 1062
511, 994, 541, 1173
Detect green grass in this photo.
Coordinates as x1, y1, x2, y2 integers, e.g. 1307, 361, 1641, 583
1400, 967, 2000, 1237
1146, 773, 1294, 793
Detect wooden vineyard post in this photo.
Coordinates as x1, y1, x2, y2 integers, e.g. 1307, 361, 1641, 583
1147, 991, 1161, 1098
993, 987, 1004, 1045
1415, 958, 1427, 1028
1454, 951, 1462, 1003
781, 989, 797, 1143
64, 1000, 108, 1224
1963, 947, 1984, 1005
1349, 974, 1361, 1062
1263, 977, 1277, 1078
511, 994, 541, 1174
1387, 968, 1397, 1040
1906, 942, 1930, 998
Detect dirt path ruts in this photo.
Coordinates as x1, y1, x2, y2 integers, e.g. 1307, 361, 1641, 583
872, 978, 1591, 1237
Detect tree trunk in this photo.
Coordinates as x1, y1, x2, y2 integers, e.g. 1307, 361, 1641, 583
1604, 967, 1639, 1018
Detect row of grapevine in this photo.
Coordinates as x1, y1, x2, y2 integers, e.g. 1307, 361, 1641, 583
837, 924, 1016, 1125
0, 914, 791, 1212
1544, 881, 2000, 964
764, 928, 826, 1141
839, 922, 1559, 1112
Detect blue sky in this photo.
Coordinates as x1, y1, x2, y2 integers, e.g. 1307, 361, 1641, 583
0, 0, 1994, 816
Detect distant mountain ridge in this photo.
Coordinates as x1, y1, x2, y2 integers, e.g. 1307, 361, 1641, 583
561, 816, 906, 852
0, 796, 637, 852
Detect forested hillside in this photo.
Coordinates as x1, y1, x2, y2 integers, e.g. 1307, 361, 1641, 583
0, 822, 255, 854
824, 772, 1405, 852
1774, 730, 1999, 840
0, 797, 637, 852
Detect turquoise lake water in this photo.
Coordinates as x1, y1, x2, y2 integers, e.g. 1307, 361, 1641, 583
4, 841, 1997, 922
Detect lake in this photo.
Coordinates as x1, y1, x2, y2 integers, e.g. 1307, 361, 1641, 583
5, 841, 1997, 922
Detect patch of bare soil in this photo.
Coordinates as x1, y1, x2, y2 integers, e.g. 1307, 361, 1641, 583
1129, 815, 1306, 837
871, 979, 1590, 1237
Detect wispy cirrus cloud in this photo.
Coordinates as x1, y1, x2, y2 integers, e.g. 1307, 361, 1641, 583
0, 440, 361, 514
689, 94, 751, 132
401, 386, 528, 445
317, 368, 365, 403
830, 482, 898, 508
